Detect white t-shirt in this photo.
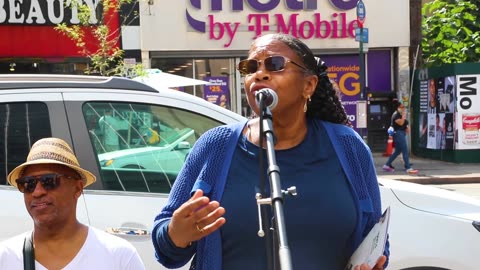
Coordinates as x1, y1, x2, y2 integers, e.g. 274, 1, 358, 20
0, 227, 146, 270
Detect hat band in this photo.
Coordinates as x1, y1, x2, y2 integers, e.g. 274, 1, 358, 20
28, 152, 79, 167
35, 140, 75, 154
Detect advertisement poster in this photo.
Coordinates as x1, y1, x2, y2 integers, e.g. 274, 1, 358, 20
420, 76, 456, 150
323, 54, 360, 129
418, 112, 428, 148
441, 76, 456, 113
428, 78, 442, 113
456, 75, 480, 149
428, 112, 455, 150
419, 80, 429, 113
427, 113, 437, 149
444, 113, 455, 149
204, 76, 230, 109
322, 51, 391, 131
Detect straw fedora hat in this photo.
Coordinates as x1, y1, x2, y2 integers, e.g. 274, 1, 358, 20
7, 137, 96, 188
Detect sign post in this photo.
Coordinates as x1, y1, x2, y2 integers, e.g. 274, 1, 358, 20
356, 0, 366, 100
356, 0, 367, 136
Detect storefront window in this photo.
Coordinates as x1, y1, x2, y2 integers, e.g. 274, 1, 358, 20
151, 58, 195, 95
0, 61, 87, 75
151, 57, 237, 112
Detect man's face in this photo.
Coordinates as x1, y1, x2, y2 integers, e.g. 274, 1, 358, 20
20, 164, 83, 227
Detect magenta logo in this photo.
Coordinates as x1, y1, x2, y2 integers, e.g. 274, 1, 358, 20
186, 0, 358, 47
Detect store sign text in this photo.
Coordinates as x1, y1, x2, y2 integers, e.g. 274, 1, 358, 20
458, 76, 478, 110
203, 13, 357, 47
186, 0, 359, 47
327, 65, 361, 96
187, 0, 357, 12
0, 0, 101, 25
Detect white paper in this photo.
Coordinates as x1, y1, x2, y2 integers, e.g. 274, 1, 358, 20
345, 207, 390, 270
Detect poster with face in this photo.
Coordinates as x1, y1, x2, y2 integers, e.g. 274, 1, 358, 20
428, 79, 437, 114
203, 76, 230, 109
426, 113, 448, 149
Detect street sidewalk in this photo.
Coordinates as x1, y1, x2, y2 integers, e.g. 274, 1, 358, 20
373, 152, 480, 185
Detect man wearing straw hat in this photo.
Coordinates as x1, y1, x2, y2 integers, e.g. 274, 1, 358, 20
0, 138, 146, 270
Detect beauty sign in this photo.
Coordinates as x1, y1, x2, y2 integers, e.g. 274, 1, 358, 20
0, 0, 119, 57
0, 0, 102, 25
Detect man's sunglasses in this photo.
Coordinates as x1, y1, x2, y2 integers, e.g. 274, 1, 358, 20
15, 173, 75, 194
237, 55, 307, 76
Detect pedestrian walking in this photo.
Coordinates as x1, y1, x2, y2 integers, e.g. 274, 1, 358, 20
383, 102, 419, 174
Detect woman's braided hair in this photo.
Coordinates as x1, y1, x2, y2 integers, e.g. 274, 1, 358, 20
269, 34, 351, 126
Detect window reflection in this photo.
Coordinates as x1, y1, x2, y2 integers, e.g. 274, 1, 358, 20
0, 103, 51, 185
83, 102, 221, 193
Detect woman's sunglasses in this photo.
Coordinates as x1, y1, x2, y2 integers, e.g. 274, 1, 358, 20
15, 173, 75, 194
237, 55, 307, 76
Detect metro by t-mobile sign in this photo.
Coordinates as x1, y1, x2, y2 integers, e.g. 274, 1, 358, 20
186, 0, 361, 47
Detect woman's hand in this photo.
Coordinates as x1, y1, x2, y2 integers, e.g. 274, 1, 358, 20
354, 255, 386, 270
168, 189, 226, 248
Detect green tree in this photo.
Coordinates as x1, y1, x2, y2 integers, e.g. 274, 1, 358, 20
55, 0, 143, 76
422, 0, 480, 67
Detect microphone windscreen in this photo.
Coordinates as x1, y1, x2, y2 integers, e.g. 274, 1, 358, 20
255, 88, 278, 110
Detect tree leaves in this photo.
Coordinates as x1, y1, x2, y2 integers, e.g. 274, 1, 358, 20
54, 0, 140, 76
422, 0, 480, 67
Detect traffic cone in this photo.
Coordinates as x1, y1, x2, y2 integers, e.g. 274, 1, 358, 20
383, 135, 394, 157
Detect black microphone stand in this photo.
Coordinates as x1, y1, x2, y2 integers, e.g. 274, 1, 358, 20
256, 96, 296, 270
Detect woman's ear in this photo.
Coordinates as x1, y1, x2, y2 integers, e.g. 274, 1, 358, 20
303, 74, 318, 98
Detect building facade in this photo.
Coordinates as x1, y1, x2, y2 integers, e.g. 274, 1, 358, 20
0, 0, 411, 151
0, 0, 140, 74
138, 0, 410, 151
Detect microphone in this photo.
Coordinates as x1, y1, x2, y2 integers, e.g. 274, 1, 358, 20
255, 88, 278, 110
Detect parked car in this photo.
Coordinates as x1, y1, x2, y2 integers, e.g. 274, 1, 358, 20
97, 127, 195, 175
379, 178, 480, 269
0, 74, 479, 270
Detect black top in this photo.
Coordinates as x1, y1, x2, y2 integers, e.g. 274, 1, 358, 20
391, 110, 408, 131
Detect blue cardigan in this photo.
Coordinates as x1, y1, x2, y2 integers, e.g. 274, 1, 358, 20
152, 119, 389, 269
